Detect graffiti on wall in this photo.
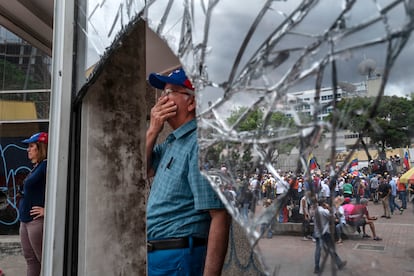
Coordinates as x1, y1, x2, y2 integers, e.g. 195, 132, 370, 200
0, 141, 31, 226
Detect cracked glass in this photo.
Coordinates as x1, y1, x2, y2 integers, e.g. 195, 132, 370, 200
76, 0, 145, 85
83, 0, 414, 275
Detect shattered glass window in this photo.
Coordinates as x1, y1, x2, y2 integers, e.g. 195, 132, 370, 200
85, 0, 414, 275
76, 0, 145, 77
147, 0, 414, 274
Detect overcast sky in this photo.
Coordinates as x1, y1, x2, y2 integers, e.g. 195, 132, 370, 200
141, 1, 414, 118
87, 0, 414, 110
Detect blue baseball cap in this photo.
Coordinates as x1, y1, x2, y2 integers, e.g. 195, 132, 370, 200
148, 68, 194, 91
22, 132, 48, 144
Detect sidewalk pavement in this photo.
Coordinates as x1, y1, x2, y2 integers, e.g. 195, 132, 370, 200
1, 199, 413, 276
259, 199, 414, 275
0, 235, 25, 276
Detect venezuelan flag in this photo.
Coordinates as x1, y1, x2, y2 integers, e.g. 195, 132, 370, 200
404, 149, 410, 169
308, 154, 319, 170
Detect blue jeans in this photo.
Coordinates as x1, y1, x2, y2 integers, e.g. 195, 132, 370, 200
314, 233, 343, 270
260, 223, 273, 238
389, 195, 401, 213
399, 191, 407, 209
148, 243, 207, 276
302, 219, 312, 237
335, 223, 345, 240
354, 194, 360, 204
241, 203, 250, 222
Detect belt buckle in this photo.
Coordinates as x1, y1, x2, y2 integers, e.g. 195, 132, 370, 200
147, 242, 154, 252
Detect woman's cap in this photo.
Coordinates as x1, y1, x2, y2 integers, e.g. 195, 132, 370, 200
148, 68, 194, 91
22, 132, 48, 144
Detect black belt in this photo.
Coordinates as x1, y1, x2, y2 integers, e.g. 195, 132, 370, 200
147, 237, 207, 252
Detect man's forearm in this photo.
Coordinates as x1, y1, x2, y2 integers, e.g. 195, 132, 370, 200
204, 210, 231, 276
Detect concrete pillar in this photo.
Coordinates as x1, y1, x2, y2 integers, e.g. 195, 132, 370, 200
77, 20, 147, 276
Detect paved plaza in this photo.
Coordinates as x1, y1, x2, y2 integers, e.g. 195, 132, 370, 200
259, 199, 414, 275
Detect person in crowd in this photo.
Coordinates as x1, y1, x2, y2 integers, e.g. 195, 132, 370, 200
220, 163, 228, 175
289, 175, 300, 205
263, 174, 275, 200
313, 198, 347, 274
260, 199, 273, 239
386, 158, 394, 176
320, 179, 330, 202
203, 160, 210, 171
20, 132, 48, 276
333, 196, 346, 244
275, 176, 287, 198
389, 175, 403, 215
237, 182, 254, 222
341, 197, 354, 221
351, 176, 362, 204
397, 173, 408, 210
146, 67, 230, 275
378, 175, 392, 218
298, 177, 305, 200
361, 177, 370, 200
342, 177, 353, 198
222, 184, 236, 207
348, 198, 382, 241
311, 174, 321, 194
369, 174, 379, 203
276, 176, 289, 222
393, 154, 401, 174
299, 192, 314, 241
250, 174, 261, 203
335, 177, 344, 197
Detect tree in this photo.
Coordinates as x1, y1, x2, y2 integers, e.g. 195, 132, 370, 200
225, 107, 298, 172
332, 95, 414, 155
0, 59, 46, 90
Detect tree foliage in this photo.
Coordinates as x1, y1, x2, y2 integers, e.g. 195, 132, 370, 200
222, 107, 298, 172
332, 95, 414, 152
227, 107, 295, 132
0, 59, 46, 90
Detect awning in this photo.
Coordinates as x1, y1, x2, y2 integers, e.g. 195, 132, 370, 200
400, 167, 414, 183
0, 0, 53, 56
0, 100, 37, 121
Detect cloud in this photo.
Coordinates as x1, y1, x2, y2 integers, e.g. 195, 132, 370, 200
144, 0, 414, 107
199, 1, 414, 101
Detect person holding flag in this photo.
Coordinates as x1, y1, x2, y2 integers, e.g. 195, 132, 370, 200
403, 149, 411, 170
348, 158, 358, 172
308, 154, 319, 171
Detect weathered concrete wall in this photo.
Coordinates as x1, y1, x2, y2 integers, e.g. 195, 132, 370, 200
77, 21, 147, 276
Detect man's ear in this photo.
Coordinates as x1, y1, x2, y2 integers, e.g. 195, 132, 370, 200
187, 96, 196, 112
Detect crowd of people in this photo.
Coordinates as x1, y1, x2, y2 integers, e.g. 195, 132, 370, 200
220, 165, 413, 241
218, 166, 412, 274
